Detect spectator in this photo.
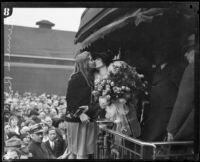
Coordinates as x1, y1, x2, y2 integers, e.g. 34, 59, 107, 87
57, 105, 66, 118
38, 111, 46, 122
50, 108, 59, 119
44, 116, 53, 127
31, 115, 42, 124
9, 115, 20, 135
4, 123, 11, 140
4, 136, 22, 160
28, 123, 50, 159
43, 127, 58, 158
20, 126, 30, 135
52, 118, 68, 156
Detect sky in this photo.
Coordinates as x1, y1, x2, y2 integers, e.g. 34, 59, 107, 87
4, 8, 85, 32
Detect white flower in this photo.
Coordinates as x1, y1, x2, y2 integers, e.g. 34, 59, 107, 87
121, 86, 126, 90
113, 61, 124, 67
110, 82, 115, 86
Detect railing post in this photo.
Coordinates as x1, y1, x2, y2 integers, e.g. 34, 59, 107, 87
97, 128, 104, 159
103, 132, 109, 159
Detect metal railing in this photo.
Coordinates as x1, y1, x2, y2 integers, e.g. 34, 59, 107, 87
95, 123, 194, 160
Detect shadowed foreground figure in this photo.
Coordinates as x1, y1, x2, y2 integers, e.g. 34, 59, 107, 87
140, 40, 186, 142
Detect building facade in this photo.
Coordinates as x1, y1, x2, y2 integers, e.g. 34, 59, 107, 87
4, 20, 77, 95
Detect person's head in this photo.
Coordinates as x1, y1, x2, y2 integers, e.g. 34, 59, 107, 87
44, 116, 52, 127
92, 50, 114, 69
4, 124, 11, 134
57, 105, 66, 116
47, 127, 57, 141
27, 120, 36, 127
58, 119, 65, 130
43, 106, 50, 114
74, 51, 95, 87
21, 133, 31, 145
50, 108, 58, 118
42, 123, 49, 133
183, 34, 196, 64
52, 118, 65, 128
9, 116, 19, 127
20, 126, 30, 135
31, 115, 41, 124
39, 111, 46, 120
30, 124, 44, 143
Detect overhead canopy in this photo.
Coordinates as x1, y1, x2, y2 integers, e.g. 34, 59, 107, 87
80, 8, 167, 49
75, 4, 198, 51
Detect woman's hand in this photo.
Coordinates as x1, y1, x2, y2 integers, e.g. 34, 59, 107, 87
79, 113, 90, 123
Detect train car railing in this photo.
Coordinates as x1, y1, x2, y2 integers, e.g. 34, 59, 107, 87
95, 122, 194, 160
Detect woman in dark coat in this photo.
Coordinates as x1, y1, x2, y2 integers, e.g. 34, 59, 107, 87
65, 51, 99, 159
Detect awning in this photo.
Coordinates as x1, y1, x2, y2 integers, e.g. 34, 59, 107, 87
81, 8, 167, 49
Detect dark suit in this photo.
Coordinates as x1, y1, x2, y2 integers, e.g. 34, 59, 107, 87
28, 140, 50, 159
140, 62, 186, 142
43, 140, 60, 158
167, 63, 194, 141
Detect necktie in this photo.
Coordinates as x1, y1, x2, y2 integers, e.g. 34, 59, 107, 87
51, 142, 54, 150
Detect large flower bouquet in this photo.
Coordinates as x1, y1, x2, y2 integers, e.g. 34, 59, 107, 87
92, 61, 148, 137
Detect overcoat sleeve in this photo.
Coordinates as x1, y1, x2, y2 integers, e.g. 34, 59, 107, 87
167, 63, 194, 135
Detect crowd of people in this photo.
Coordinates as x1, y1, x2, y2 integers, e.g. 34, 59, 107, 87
3, 92, 68, 159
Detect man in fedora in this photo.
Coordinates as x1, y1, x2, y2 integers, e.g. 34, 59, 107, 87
167, 33, 196, 141
28, 123, 50, 159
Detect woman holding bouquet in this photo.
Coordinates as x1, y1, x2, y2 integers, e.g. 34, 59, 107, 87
92, 51, 142, 138
65, 51, 99, 159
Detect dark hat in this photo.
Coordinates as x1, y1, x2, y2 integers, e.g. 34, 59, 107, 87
20, 133, 30, 140
24, 119, 36, 126
52, 117, 64, 128
28, 109, 39, 117
7, 131, 21, 139
31, 115, 41, 123
29, 123, 44, 134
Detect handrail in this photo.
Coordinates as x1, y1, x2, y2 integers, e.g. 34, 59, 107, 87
99, 125, 157, 148
99, 125, 194, 147
150, 141, 194, 145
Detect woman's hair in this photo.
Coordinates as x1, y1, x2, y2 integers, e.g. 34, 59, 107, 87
91, 50, 115, 67
72, 51, 93, 87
